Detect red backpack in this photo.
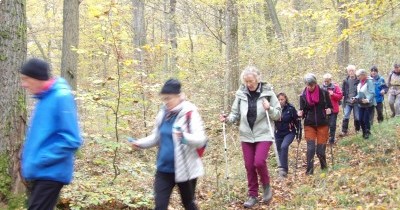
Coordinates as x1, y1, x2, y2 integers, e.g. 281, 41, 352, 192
185, 111, 207, 157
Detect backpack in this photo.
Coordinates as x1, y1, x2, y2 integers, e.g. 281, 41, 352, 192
185, 111, 207, 158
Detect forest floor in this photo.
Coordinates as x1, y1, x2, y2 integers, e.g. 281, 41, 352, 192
54, 117, 400, 210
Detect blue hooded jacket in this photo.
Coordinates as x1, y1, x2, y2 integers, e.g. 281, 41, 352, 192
22, 78, 82, 184
372, 75, 388, 103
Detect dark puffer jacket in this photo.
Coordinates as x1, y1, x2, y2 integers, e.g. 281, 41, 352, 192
275, 103, 298, 138
299, 87, 333, 126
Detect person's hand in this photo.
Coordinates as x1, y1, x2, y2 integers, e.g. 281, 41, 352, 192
328, 90, 334, 96
350, 97, 356, 103
361, 99, 369, 104
219, 114, 227, 122
380, 90, 385, 95
127, 137, 140, 150
325, 108, 332, 115
262, 98, 270, 111
297, 110, 303, 117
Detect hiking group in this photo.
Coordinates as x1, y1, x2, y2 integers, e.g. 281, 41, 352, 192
18, 58, 400, 210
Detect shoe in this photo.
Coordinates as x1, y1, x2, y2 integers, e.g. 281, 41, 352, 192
338, 132, 347, 137
278, 168, 288, 178
244, 196, 258, 208
316, 144, 328, 170
262, 184, 273, 203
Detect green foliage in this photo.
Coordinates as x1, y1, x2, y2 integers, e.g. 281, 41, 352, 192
0, 153, 11, 200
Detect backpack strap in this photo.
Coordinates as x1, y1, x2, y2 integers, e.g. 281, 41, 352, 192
185, 111, 192, 133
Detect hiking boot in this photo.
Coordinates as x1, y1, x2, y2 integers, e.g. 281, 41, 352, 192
363, 130, 371, 139
262, 184, 272, 203
278, 168, 288, 178
306, 141, 316, 175
338, 132, 347, 137
316, 144, 328, 170
243, 196, 258, 208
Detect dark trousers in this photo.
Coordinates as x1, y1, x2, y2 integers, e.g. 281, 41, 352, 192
359, 107, 373, 133
154, 171, 198, 210
370, 102, 384, 125
328, 113, 338, 143
27, 180, 64, 210
275, 133, 295, 172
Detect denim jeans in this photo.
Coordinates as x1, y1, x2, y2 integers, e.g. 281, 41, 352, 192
275, 133, 295, 172
343, 104, 359, 120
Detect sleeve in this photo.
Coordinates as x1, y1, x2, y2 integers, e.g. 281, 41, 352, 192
227, 96, 241, 123
324, 90, 333, 109
135, 111, 163, 149
366, 80, 375, 102
267, 93, 282, 121
331, 84, 343, 101
381, 78, 389, 93
342, 80, 347, 98
182, 110, 207, 148
41, 91, 82, 166
299, 94, 306, 111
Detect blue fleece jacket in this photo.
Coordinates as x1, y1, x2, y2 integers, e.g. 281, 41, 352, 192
372, 75, 388, 103
21, 78, 82, 184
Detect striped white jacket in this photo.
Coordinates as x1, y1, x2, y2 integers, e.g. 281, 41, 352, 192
135, 101, 207, 182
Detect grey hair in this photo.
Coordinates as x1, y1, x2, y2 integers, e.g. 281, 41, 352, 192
356, 69, 368, 76
346, 65, 356, 71
304, 73, 317, 85
323, 73, 332, 79
241, 66, 261, 84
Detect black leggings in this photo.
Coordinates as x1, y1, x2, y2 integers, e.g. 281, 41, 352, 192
154, 171, 198, 210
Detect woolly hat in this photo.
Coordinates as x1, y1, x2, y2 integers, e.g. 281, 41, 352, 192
20, 58, 50, 81
160, 79, 181, 94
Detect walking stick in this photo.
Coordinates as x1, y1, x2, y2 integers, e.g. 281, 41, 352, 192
222, 112, 230, 200
330, 142, 334, 168
294, 119, 302, 178
265, 110, 282, 168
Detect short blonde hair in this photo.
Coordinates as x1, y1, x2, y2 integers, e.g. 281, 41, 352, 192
241, 66, 261, 84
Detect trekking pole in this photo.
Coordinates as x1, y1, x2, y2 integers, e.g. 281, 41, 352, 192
330, 142, 334, 168
222, 111, 230, 200
294, 119, 302, 179
265, 110, 282, 168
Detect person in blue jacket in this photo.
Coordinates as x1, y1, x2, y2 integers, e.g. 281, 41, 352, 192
369, 66, 388, 124
20, 58, 82, 210
274, 92, 298, 178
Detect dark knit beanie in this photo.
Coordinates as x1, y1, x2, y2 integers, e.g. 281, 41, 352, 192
370, 66, 378, 72
160, 79, 181, 94
20, 58, 50, 80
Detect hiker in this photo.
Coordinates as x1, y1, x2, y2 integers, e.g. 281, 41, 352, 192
321, 73, 343, 144
340, 65, 361, 137
274, 92, 298, 178
352, 69, 376, 139
388, 63, 400, 117
298, 73, 332, 175
220, 66, 281, 208
20, 58, 82, 210
369, 66, 388, 124
129, 79, 207, 210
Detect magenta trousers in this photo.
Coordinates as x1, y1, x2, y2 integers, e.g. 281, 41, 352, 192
241, 141, 272, 197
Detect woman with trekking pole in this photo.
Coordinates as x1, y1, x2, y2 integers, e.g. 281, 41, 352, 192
298, 73, 333, 175
220, 66, 281, 208
129, 79, 207, 210
274, 92, 299, 178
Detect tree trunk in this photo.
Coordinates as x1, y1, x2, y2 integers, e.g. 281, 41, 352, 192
0, 0, 27, 194
337, 0, 349, 71
224, 0, 240, 110
163, 0, 169, 73
291, 0, 303, 45
265, 0, 284, 41
61, 0, 79, 90
168, 0, 177, 73
263, 1, 274, 42
132, 0, 146, 62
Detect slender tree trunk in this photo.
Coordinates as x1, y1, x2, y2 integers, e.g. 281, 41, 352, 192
168, 0, 177, 73
263, 2, 274, 42
0, 0, 27, 194
61, 0, 80, 90
133, 0, 146, 62
163, 0, 169, 73
337, 0, 349, 71
224, 0, 240, 110
291, 0, 303, 45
